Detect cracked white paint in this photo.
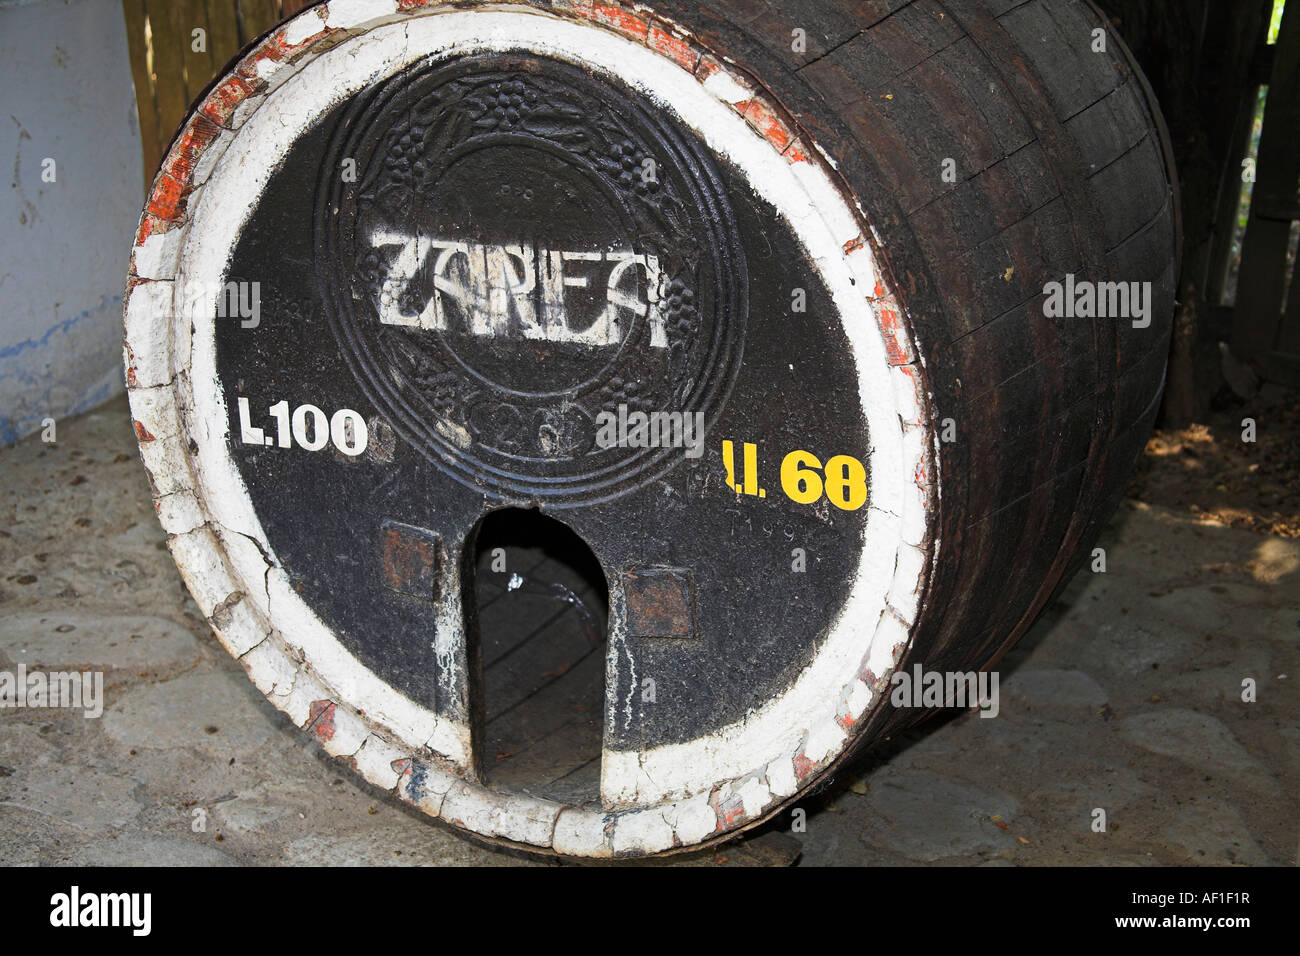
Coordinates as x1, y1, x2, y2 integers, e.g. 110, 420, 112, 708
663, 792, 717, 845
165, 528, 236, 616
212, 595, 266, 657
229, 92, 266, 131
155, 489, 205, 535
803, 717, 848, 767
315, 699, 369, 758
441, 782, 559, 847
395, 760, 459, 816
734, 776, 772, 818
282, 7, 327, 47
325, 0, 400, 29
846, 679, 873, 721
132, 235, 184, 283
352, 735, 403, 790
700, 68, 752, 106
765, 755, 799, 799
610, 806, 674, 855
553, 808, 612, 857
189, 128, 237, 191
888, 543, 927, 622
238, 636, 298, 698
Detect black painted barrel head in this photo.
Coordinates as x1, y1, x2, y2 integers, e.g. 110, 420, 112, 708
215, 40, 880, 762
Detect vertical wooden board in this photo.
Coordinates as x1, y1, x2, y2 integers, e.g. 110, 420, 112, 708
205, 0, 243, 75
1253, 0, 1300, 219
1234, 0, 1300, 356
1201, 0, 1272, 304
1237, 218, 1296, 350
148, 0, 194, 151
178, 0, 216, 105
121, 0, 163, 187
1277, 248, 1300, 354
1206, 88, 1261, 304
237, 0, 283, 45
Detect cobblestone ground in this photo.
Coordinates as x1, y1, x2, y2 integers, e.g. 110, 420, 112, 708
0, 397, 1295, 866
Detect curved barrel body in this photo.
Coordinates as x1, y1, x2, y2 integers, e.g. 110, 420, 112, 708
123, 0, 1178, 857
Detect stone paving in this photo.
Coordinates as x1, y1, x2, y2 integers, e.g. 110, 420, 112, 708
0, 397, 1295, 865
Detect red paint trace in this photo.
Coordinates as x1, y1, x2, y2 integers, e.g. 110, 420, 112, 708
146, 174, 185, 222
591, 3, 647, 40
200, 76, 254, 128
308, 699, 337, 742
646, 25, 698, 73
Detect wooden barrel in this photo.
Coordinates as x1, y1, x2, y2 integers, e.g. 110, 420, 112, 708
123, 0, 1178, 857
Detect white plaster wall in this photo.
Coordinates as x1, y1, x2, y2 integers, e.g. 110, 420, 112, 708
0, 0, 143, 444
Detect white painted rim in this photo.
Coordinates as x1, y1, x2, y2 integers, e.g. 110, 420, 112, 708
123, 0, 938, 857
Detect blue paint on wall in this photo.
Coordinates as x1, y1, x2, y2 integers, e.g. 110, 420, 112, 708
0, 292, 120, 361
1, 0, 142, 447
0, 293, 125, 445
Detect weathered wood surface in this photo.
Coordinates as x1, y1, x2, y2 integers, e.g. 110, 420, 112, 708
1235, 0, 1300, 360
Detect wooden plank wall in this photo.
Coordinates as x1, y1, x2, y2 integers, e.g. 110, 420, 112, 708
121, 0, 315, 189
1233, 0, 1300, 375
